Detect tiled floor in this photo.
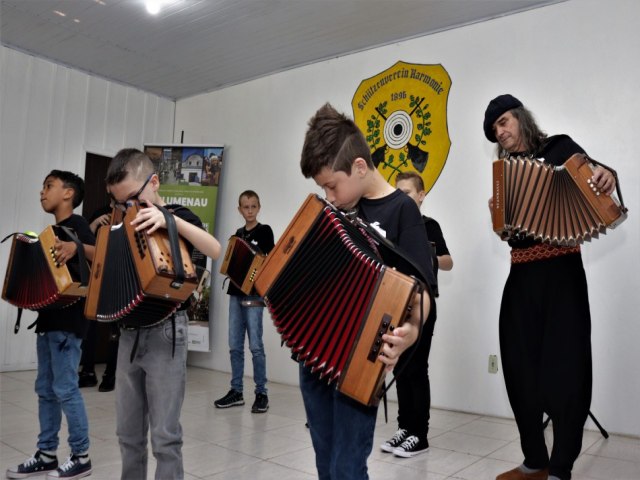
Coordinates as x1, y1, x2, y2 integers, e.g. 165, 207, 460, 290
1, 366, 639, 479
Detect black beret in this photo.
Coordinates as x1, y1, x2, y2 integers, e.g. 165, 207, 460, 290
483, 94, 523, 143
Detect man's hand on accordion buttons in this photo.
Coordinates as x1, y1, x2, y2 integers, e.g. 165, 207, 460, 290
380, 322, 420, 372
132, 203, 166, 234
591, 166, 616, 195
54, 239, 77, 266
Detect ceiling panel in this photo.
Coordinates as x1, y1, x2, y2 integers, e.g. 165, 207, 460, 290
1, 0, 564, 100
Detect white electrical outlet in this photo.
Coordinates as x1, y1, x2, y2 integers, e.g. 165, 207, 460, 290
488, 355, 499, 373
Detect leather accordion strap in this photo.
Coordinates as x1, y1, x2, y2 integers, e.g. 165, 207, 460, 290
58, 226, 90, 287
511, 243, 581, 264
155, 204, 186, 287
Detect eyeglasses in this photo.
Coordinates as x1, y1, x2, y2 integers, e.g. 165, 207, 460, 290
110, 173, 154, 212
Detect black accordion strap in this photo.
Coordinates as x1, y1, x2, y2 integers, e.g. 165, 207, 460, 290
155, 204, 186, 287
129, 329, 141, 363
58, 226, 90, 287
13, 308, 23, 334
586, 157, 628, 212
1, 232, 24, 243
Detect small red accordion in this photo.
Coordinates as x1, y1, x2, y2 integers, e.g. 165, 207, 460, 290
254, 194, 422, 406
2, 225, 88, 311
219, 236, 266, 295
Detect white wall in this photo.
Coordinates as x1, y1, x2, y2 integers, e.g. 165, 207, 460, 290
176, 0, 640, 437
0, 46, 176, 371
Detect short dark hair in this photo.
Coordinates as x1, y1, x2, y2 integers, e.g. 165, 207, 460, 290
106, 148, 155, 185
238, 190, 260, 207
300, 103, 373, 178
46, 170, 85, 208
395, 171, 424, 192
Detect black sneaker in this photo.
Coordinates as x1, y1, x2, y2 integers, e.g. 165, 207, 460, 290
251, 393, 269, 413
78, 371, 97, 388
46, 453, 91, 479
380, 428, 408, 453
393, 435, 429, 457
98, 374, 115, 392
214, 389, 244, 408
6, 450, 58, 478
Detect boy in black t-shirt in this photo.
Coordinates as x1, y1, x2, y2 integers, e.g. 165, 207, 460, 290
215, 190, 274, 413
106, 149, 222, 480
298, 103, 434, 479
6, 170, 95, 480
377, 171, 453, 458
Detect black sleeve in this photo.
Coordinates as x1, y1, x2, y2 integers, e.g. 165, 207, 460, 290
425, 218, 450, 256
541, 135, 586, 166
396, 202, 437, 289
257, 224, 275, 255
169, 205, 204, 256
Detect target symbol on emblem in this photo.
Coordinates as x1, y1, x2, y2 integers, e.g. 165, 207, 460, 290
383, 110, 413, 150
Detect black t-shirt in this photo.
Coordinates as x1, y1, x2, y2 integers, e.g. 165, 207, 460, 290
358, 189, 437, 289
166, 205, 208, 310
36, 214, 96, 338
508, 134, 586, 249
227, 223, 275, 296
423, 215, 450, 296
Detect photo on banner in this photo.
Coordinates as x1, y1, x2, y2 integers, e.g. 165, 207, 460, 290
144, 144, 225, 352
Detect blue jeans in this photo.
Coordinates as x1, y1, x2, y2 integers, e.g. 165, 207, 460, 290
116, 313, 188, 480
299, 364, 377, 479
35, 331, 90, 455
228, 295, 267, 394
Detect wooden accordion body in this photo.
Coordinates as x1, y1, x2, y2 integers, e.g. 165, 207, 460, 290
2, 226, 87, 310
254, 194, 421, 407
85, 202, 198, 327
492, 153, 628, 246
219, 236, 266, 295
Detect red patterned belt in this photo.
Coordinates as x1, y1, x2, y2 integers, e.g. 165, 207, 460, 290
511, 243, 581, 264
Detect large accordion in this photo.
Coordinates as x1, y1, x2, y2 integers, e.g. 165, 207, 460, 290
492, 153, 628, 246
219, 235, 266, 295
84, 202, 198, 327
254, 194, 423, 406
2, 225, 89, 311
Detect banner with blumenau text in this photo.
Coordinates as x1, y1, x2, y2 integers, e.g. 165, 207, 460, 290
144, 144, 224, 352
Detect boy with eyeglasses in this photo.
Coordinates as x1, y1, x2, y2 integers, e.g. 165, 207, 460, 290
105, 148, 221, 480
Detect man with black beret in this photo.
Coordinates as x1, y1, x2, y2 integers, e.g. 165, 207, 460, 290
484, 95, 616, 480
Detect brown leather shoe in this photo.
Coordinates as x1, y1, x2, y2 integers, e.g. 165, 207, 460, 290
496, 466, 549, 480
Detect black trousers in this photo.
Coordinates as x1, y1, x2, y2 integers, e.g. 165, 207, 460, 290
394, 301, 437, 441
80, 321, 119, 377
500, 253, 592, 480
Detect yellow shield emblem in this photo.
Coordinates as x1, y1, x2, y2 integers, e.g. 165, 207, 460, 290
352, 61, 451, 193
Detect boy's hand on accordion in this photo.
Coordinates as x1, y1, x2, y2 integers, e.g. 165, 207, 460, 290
379, 291, 430, 371
53, 238, 77, 266
380, 322, 420, 371
131, 203, 166, 234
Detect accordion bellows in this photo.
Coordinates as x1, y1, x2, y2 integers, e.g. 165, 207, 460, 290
254, 194, 421, 406
492, 153, 628, 246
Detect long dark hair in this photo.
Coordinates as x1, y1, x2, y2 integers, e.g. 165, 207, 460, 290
495, 106, 547, 158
